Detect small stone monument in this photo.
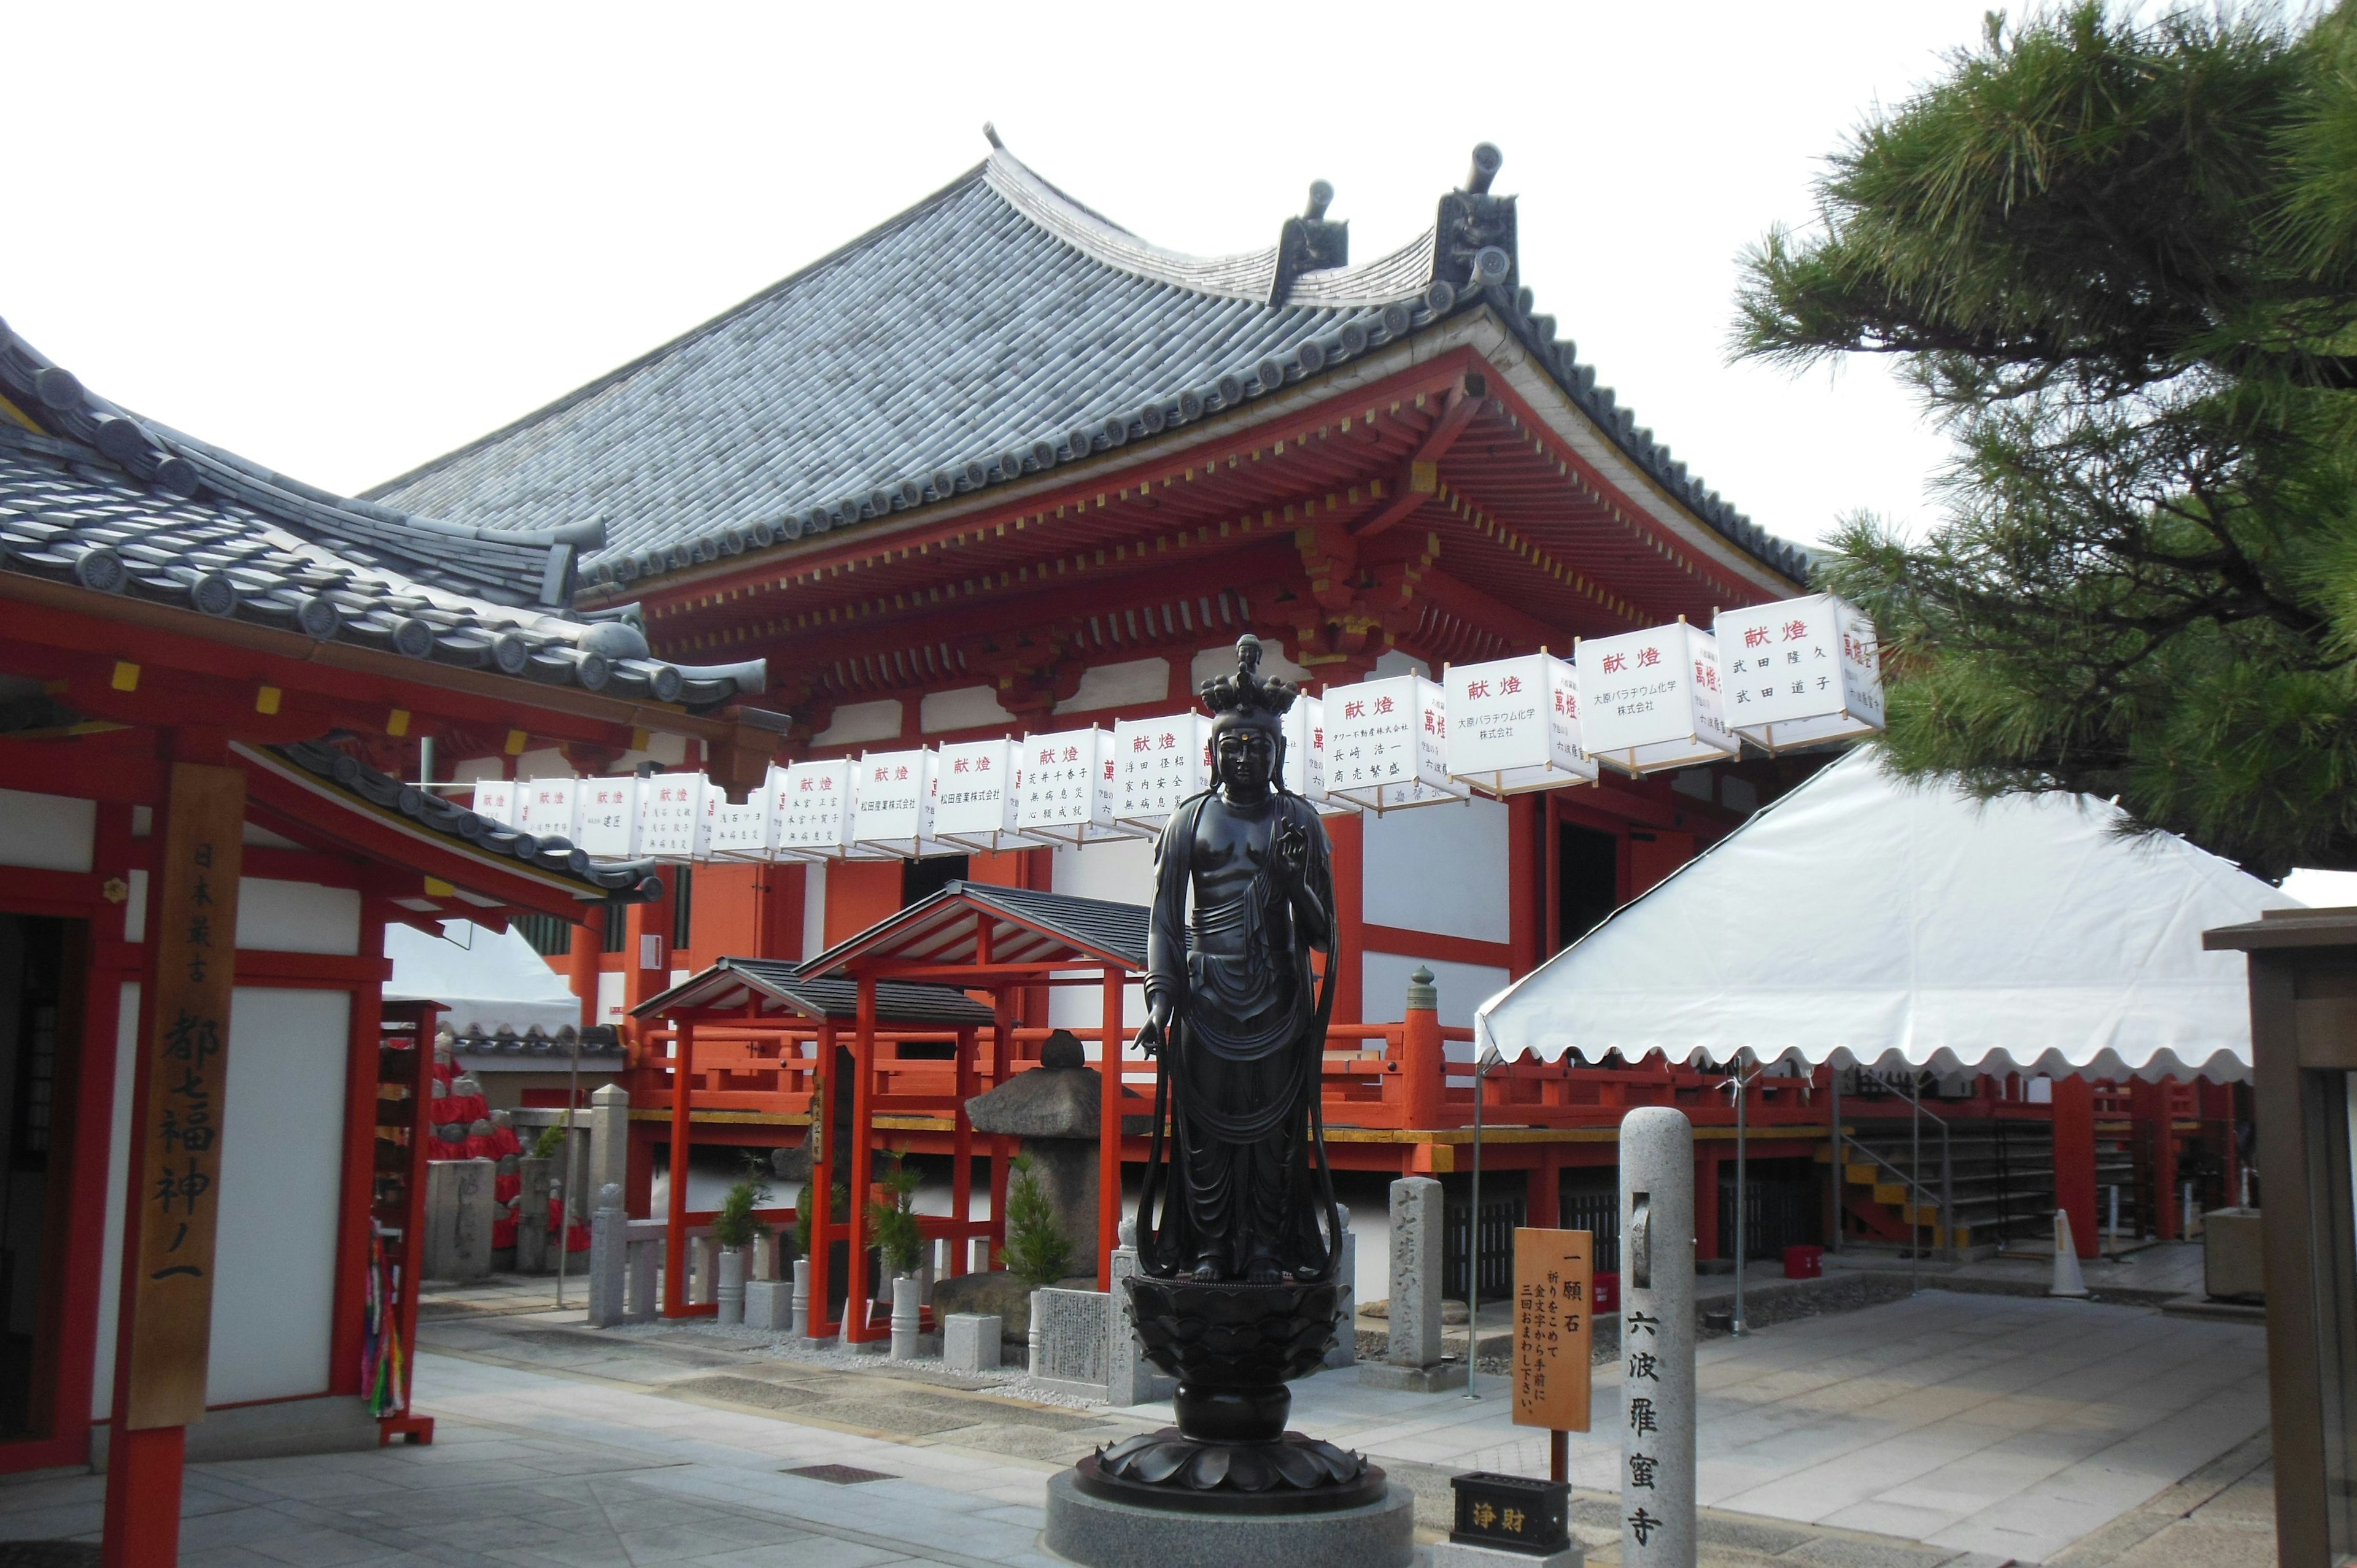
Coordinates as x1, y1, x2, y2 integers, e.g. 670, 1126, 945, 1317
1107, 1218, 1178, 1405
1030, 1286, 1113, 1399
423, 1157, 497, 1281
1360, 1175, 1464, 1391
945, 1311, 1001, 1374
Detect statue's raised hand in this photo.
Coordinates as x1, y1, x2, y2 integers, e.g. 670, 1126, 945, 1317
1272, 819, 1309, 887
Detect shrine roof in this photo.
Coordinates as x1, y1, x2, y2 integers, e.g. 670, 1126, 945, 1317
366, 143, 1807, 591
250, 739, 665, 904
0, 319, 765, 708
803, 878, 1149, 977
632, 956, 997, 1025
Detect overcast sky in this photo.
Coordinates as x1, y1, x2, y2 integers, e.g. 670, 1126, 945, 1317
7, 2, 1999, 552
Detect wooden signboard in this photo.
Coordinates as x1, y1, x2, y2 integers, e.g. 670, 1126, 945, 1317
1512, 1226, 1594, 1433
125, 762, 246, 1429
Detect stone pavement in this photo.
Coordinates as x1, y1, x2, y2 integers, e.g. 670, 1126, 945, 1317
0, 1283, 2270, 1567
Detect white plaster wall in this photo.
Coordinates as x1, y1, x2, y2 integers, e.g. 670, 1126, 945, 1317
0, 789, 95, 872
921, 685, 1018, 733
91, 980, 139, 1419
207, 986, 352, 1406
1049, 838, 1151, 1038
1361, 797, 1511, 944
234, 878, 362, 956
1361, 951, 1511, 1032
800, 862, 827, 962
1056, 657, 1169, 714
815, 699, 904, 747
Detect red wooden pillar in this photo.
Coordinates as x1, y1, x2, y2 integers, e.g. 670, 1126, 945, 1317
2051, 1075, 2099, 1258
989, 989, 1013, 1269
2129, 1078, 2179, 1240
1698, 1145, 1725, 1260
843, 975, 879, 1340
1528, 1143, 1561, 1229
951, 1024, 975, 1277
1099, 965, 1124, 1290
662, 1017, 695, 1315
1328, 811, 1364, 1025
1508, 795, 1540, 979
568, 919, 601, 1030
808, 1020, 836, 1334
329, 905, 389, 1396
751, 862, 804, 962
1400, 970, 1444, 1129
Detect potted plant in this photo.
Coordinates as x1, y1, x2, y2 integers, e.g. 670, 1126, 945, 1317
711, 1159, 770, 1326
872, 1155, 926, 1358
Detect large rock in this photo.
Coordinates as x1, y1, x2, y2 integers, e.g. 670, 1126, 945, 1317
929, 1269, 1094, 1346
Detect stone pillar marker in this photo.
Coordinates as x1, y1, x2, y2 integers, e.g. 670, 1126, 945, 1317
588, 1183, 627, 1327
1619, 1108, 1695, 1568
423, 1158, 497, 1281
945, 1312, 1001, 1374
1360, 1175, 1465, 1391
589, 1083, 629, 1205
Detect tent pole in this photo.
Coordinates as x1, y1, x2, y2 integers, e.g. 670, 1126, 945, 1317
1910, 1075, 1921, 1297
1733, 1052, 1748, 1335
1828, 1065, 1842, 1254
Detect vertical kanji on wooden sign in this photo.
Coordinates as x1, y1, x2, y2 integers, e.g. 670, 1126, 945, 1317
126, 761, 246, 1429
1511, 1226, 1593, 1433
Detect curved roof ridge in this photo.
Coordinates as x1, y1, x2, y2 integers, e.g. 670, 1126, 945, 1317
1288, 228, 1438, 307
983, 148, 1279, 303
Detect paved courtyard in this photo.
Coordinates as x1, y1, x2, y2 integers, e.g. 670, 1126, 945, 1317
0, 1286, 2270, 1567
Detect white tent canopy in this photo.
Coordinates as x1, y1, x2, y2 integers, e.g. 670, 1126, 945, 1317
385, 919, 581, 1038
1476, 749, 2301, 1083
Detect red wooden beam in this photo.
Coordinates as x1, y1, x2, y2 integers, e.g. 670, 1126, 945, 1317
1353, 380, 1485, 542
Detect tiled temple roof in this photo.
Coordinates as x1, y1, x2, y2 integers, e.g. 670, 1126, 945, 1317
0, 319, 767, 707
369, 142, 1809, 590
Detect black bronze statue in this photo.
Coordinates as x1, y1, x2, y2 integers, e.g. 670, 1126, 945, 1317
1136, 633, 1344, 1286
1080, 636, 1381, 1515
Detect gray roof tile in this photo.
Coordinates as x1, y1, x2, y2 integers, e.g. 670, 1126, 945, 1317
368, 145, 1806, 587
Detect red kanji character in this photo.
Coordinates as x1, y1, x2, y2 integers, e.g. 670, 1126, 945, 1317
1637, 646, 1661, 668
1467, 679, 1491, 700
1744, 626, 1770, 648
1064, 746, 1081, 762
1344, 701, 1366, 719
1782, 619, 1809, 641
1500, 674, 1522, 695
1374, 695, 1395, 714
1603, 653, 1627, 674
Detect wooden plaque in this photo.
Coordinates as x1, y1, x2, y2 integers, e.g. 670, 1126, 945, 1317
1511, 1226, 1593, 1432
125, 762, 246, 1429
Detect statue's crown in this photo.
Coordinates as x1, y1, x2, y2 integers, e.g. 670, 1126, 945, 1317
1199, 634, 1298, 720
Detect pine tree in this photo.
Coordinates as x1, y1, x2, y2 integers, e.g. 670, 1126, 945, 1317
1737, 2, 2357, 876
1000, 1153, 1072, 1288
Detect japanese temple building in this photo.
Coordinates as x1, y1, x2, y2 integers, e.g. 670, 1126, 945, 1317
361, 139, 2227, 1294
0, 319, 766, 1563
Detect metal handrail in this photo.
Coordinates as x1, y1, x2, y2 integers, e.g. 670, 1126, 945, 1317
1848, 1070, 1956, 1283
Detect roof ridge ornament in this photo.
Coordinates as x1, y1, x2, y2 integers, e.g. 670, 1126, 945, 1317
983, 122, 1004, 150
1431, 141, 1517, 298
1269, 179, 1349, 306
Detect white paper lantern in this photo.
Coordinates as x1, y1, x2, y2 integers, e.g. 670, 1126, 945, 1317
516, 778, 581, 841
1015, 728, 1134, 844
1574, 620, 1737, 774
637, 773, 706, 862
469, 779, 516, 827
1444, 653, 1597, 795
707, 789, 776, 861
933, 738, 1031, 852
1279, 694, 1356, 816
853, 748, 942, 858
774, 759, 856, 859
576, 777, 640, 859
1322, 674, 1468, 812
1714, 593, 1886, 754
1112, 714, 1210, 832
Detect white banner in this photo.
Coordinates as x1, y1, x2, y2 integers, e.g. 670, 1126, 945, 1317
707, 792, 775, 861
1575, 620, 1737, 774
1016, 728, 1135, 844
1112, 713, 1209, 830
1323, 674, 1468, 811
1445, 652, 1596, 795
1280, 694, 1355, 816
1716, 593, 1886, 754
934, 738, 1032, 852
577, 777, 640, 859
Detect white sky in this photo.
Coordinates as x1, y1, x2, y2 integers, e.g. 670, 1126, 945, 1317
2, 2, 2000, 550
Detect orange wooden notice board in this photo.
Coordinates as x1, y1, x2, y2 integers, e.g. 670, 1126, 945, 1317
1512, 1226, 1593, 1432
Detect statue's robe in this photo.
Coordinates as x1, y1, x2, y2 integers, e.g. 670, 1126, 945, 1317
1140, 787, 1342, 1280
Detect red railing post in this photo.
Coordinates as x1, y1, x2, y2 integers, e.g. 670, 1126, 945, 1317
1401, 966, 1444, 1129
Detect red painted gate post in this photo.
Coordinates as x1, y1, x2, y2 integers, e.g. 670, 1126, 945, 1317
2051, 1075, 2099, 1259
1099, 966, 1124, 1291
1401, 968, 1444, 1130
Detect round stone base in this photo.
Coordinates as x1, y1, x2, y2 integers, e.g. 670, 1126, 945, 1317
1043, 1469, 1415, 1568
